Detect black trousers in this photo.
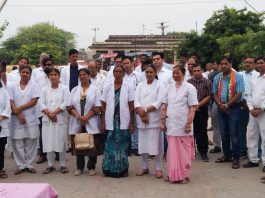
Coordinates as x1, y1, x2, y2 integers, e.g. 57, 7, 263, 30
76, 155, 97, 170
38, 117, 46, 157
0, 137, 7, 170
193, 106, 209, 154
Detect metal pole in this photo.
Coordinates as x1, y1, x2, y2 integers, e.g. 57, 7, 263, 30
0, 0, 8, 13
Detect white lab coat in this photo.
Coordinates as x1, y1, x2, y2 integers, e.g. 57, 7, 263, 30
134, 79, 165, 128
39, 83, 70, 152
68, 85, 101, 135
0, 88, 11, 138
32, 67, 51, 117
164, 81, 198, 137
101, 81, 134, 130
8, 80, 40, 139
60, 64, 86, 89
90, 72, 106, 94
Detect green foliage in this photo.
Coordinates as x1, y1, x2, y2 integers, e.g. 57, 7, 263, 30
176, 6, 265, 68
0, 20, 8, 38
0, 22, 75, 64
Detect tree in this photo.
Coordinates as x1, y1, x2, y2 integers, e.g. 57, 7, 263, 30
0, 22, 75, 64
177, 7, 265, 68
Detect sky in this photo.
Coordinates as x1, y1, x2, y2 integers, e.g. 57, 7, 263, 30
0, 0, 264, 49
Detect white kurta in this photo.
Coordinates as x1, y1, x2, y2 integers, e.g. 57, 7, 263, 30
164, 81, 198, 137
8, 81, 40, 139
69, 85, 101, 135
134, 79, 165, 155
40, 84, 70, 152
0, 87, 11, 138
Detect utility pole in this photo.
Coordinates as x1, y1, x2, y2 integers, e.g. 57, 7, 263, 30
91, 27, 99, 43
157, 21, 169, 36
157, 21, 169, 50
0, 0, 8, 13
142, 24, 146, 35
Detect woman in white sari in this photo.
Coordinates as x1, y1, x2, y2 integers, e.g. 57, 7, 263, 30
135, 64, 165, 178
40, 68, 70, 174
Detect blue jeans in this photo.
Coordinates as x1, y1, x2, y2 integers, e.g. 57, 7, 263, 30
217, 104, 241, 160
238, 107, 249, 155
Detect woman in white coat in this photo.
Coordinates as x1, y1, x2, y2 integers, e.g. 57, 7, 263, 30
68, 68, 102, 176
40, 68, 70, 174
162, 64, 198, 184
135, 64, 165, 178
0, 79, 11, 179
101, 65, 135, 178
9, 65, 40, 175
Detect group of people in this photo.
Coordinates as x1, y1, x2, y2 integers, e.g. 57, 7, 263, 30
0, 48, 265, 184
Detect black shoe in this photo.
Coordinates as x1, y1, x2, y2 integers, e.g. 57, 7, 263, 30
201, 154, 209, 162
263, 166, 265, 172
36, 155, 47, 164
242, 161, 259, 168
210, 146, 221, 153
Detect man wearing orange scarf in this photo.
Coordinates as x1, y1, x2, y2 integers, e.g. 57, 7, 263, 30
213, 57, 245, 169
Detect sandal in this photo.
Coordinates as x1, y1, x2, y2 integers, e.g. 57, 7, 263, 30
60, 166, 69, 174
27, 168, 37, 173
155, 170, 163, 179
164, 176, 170, 182
0, 171, 8, 179
215, 156, 232, 163
136, 169, 149, 176
260, 177, 265, 183
43, 166, 56, 174
179, 178, 189, 184
232, 160, 240, 169
14, 169, 24, 175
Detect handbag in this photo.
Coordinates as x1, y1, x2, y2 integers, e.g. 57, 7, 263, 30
74, 132, 95, 150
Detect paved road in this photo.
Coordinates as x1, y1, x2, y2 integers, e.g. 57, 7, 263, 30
3, 146, 265, 198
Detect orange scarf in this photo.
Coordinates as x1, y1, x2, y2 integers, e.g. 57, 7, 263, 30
218, 69, 236, 102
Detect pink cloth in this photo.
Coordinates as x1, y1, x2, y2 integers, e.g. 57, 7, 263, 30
0, 183, 58, 198
166, 135, 195, 182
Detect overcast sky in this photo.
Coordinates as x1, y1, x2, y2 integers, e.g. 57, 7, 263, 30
0, 0, 264, 49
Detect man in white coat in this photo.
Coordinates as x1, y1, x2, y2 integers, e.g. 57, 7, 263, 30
87, 60, 106, 94
60, 49, 85, 91
245, 57, 265, 173
32, 57, 54, 164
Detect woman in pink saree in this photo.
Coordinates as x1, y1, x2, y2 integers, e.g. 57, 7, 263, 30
162, 64, 198, 184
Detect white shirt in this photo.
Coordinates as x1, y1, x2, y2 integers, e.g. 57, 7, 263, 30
0, 88, 11, 137
135, 66, 142, 73
134, 79, 165, 128
163, 62, 173, 71
123, 71, 143, 90
101, 81, 134, 130
142, 67, 173, 86
32, 67, 51, 117
69, 85, 101, 135
247, 74, 265, 111
90, 73, 106, 94
60, 64, 86, 90
40, 84, 70, 126
10, 69, 21, 84
240, 69, 259, 99
8, 80, 40, 128
164, 81, 198, 136
184, 72, 192, 82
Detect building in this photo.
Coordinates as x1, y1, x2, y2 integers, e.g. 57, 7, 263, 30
89, 34, 185, 63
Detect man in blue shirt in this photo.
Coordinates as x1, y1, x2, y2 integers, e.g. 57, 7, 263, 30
213, 57, 245, 169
